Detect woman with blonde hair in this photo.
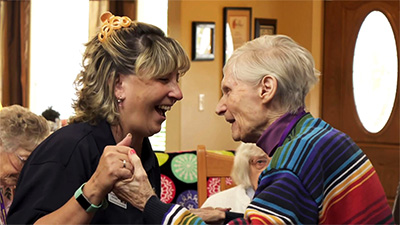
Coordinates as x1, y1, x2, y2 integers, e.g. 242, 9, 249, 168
0, 105, 49, 224
7, 11, 190, 224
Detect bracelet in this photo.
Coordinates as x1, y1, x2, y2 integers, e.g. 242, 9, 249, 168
74, 182, 108, 213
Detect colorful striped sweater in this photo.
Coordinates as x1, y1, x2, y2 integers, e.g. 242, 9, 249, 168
143, 114, 394, 224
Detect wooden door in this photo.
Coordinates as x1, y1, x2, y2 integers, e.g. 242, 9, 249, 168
323, 0, 399, 207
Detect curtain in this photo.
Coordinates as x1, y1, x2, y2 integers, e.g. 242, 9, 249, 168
89, 0, 136, 43
0, 0, 30, 107
0, 0, 135, 107
89, 0, 109, 40
109, 0, 136, 20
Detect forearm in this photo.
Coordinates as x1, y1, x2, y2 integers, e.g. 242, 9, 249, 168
143, 196, 206, 225
35, 197, 94, 224
35, 180, 107, 224
142, 196, 173, 224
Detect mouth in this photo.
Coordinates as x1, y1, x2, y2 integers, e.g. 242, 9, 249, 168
156, 105, 172, 117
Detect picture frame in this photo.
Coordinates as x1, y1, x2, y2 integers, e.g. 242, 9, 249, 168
192, 21, 215, 61
254, 18, 277, 38
223, 7, 252, 64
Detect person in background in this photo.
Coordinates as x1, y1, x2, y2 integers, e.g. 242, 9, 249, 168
111, 34, 395, 224
201, 143, 269, 213
41, 106, 61, 132
0, 105, 50, 224
7, 11, 190, 224
190, 143, 269, 224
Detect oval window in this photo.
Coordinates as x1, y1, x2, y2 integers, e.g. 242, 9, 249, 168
353, 11, 398, 133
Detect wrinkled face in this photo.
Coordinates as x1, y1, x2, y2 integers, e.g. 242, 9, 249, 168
249, 155, 269, 189
215, 71, 265, 143
0, 146, 32, 187
117, 71, 183, 138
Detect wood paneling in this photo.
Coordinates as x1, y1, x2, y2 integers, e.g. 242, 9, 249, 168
323, 0, 399, 207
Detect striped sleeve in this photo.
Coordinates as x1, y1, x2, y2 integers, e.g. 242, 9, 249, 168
248, 170, 318, 224
144, 196, 207, 225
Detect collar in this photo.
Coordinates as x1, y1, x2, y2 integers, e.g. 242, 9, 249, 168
256, 108, 306, 156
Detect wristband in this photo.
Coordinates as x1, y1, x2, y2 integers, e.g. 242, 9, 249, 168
74, 182, 108, 213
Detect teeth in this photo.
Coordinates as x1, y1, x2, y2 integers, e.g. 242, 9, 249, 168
158, 105, 171, 111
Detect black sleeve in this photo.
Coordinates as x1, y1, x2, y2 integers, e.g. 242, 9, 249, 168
224, 211, 244, 224
143, 196, 173, 224
7, 132, 99, 224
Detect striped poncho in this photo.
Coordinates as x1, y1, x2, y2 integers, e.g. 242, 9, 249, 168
143, 113, 394, 224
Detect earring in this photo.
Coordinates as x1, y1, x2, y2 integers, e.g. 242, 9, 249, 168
117, 96, 123, 103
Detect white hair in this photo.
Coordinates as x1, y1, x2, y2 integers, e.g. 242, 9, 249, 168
223, 34, 320, 113
231, 143, 266, 189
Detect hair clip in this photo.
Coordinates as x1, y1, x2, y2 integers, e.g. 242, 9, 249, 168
98, 12, 132, 43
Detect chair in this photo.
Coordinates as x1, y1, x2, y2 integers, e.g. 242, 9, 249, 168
196, 145, 235, 207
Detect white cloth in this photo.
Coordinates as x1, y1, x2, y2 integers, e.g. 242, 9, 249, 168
201, 185, 252, 213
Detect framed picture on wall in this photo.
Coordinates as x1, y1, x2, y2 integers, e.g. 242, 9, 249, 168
254, 18, 277, 38
192, 21, 215, 61
223, 7, 252, 64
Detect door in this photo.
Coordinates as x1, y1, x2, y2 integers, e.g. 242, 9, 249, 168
323, 0, 399, 207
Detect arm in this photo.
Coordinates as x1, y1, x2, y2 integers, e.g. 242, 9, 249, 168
113, 151, 240, 225
189, 207, 244, 225
114, 152, 316, 225
227, 170, 318, 225
114, 150, 206, 224
33, 134, 134, 224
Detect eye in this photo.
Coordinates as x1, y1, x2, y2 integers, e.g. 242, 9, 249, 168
222, 87, 230, 96
250, 158, 269, 169
15, 154, 27, 164
158, 77, 169, 83
256, 160, 268, 164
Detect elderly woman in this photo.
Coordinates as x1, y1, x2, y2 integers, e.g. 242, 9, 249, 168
0, 105, 49, 224
201, 143, 269, 213
189, 143, 269, 224
113, 34, 394, 224
7, 11, 190, 224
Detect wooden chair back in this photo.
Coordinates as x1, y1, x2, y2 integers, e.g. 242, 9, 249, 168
196, 145, 235, 207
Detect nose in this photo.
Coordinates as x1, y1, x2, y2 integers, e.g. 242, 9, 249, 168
215, 96, 226, 116
169, 83, 183, 101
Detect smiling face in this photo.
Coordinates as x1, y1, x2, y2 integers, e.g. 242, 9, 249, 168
215, 71, 268, 143
116, 71, 182, 139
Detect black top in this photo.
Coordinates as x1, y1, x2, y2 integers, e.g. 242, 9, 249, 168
7, 120, 161, 224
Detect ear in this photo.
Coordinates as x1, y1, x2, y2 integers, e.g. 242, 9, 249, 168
259, 75, 278, 104
114, 74, 124, 98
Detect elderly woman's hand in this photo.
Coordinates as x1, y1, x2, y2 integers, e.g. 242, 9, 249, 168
83, 134, 134, 205
113, 149, 156, 211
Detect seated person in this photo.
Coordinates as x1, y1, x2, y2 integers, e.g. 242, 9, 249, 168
201, 143, 269, 213
0, 105, 50, 224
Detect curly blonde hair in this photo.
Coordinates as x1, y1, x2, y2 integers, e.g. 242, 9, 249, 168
0, 105, 50, 153
70, 20, 190, 125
